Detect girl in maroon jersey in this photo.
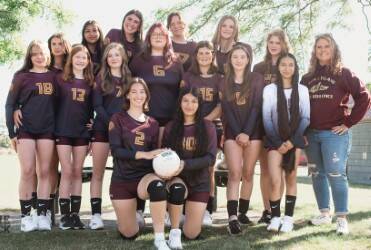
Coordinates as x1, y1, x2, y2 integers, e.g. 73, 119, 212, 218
211, 15, 252, 75
47, 32, 72, 219
81, 20, 104, 75
130, 22, 183, 144
221, 45, 264, 235
89, 42, 131, 230
48, 33, 71, 72
167, 12, 197, 72
12, 33, 72, 221
162, 87, 217, 248
5, 40, 56, 232
105, 9, 144, 60
56, 45, 94, 230
109, 78, 170, 249
182, 41, 223, 225
252, 28, 292, 224
302, 33, 370, 235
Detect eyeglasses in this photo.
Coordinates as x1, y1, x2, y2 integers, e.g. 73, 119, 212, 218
151, 32, 166, 38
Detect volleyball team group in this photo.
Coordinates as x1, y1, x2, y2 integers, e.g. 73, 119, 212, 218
5, 9, 370, 250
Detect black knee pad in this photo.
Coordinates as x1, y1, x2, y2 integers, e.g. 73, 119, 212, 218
147, 180, 167, 202
183, 232, 201, 240
168, 183, 186, 205
119, 232, 138, 240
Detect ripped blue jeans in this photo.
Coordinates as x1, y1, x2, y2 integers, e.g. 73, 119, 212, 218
305, 129, 350, 216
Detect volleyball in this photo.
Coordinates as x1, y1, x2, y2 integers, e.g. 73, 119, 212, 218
153, 150, 181, 178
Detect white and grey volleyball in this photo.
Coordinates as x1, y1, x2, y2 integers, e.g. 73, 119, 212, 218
153, 150, 181, 177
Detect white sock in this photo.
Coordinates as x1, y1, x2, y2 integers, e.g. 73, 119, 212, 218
155, 232, 165, 241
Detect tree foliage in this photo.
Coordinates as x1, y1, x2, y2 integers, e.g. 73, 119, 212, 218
0, 0, 73, 64
155, 0, 371, 68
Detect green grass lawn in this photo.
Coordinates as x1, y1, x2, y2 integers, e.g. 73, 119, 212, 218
0, 176, 370, 250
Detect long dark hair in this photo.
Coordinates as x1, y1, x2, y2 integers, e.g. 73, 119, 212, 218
81, 20, 104, 63
48, 33, 71, 69
188, 40, 218, 75
276, 53, 300, 173
224, 45, 252, 102
165, 87, 208, 157
122, 10, 143, 46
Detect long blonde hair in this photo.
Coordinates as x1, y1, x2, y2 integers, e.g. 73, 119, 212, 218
17, 40, 50, 74
264, 28, 292, 64
308, 33, 342, 75
212, 15, 239, 52
98, 42, 131, 95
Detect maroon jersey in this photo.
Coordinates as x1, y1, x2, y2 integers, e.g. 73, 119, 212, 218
215, 42, 253, 75
93, 75, 125, 132
163, 120, 217, 192
129, 55, 183, 121
182, 72, 223, 117
301, 66, 370, 129
55, 74, 93, 138
172, 40, 197, 72
253, 61, 278, 85
221, 72, 264, 139
109, 111, 159, 181
105, 29, 142, 60
5, 71, 57, 138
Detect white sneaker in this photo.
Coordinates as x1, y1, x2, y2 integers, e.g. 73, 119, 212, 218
336, 217, 349, 235
154, 239, 171, 250
20, 215, 38, 232
136, 210, 145, 229
46, 210, 52, 222
89, 213, 104, 230
30, 209, 38, 226
267, 216, 281, 232
202, 210, 213, 226
310, 214, 332, 226
165, 212, 171, 227
38, 215, 51, 231
168, 228, 183, 250
280, 216, 294, 233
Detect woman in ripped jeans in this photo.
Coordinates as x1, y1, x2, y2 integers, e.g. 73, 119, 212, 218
301, 33, 370, 235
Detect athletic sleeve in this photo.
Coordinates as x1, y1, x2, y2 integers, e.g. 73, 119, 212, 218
290, 85, 310, 148
262, 84, 284, 148
5, 74, 22, 138
161, 122, 172, 148
151, 120, 160, 150
242, 75, 264, 136
109, 115, 137, 160
183, 121, 217, 171
342, 69, 371, 128
93, 81, 110, 126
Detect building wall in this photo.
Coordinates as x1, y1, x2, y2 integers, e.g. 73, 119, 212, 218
348, 118, 371, 185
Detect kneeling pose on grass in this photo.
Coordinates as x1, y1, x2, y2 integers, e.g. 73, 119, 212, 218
109, 78, 170, 250
162, 87, 217, 248
262, 53, 310, 233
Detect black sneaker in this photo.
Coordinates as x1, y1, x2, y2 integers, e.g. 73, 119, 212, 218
257, 210, 272, 224
59, 214, 74, 230
71, 213, 85, 229
237, 214, 254, 225
227, 219, 242, 235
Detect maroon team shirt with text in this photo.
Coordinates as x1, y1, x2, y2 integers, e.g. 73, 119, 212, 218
109, 111, 159, 181
301, 65, 370, 130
